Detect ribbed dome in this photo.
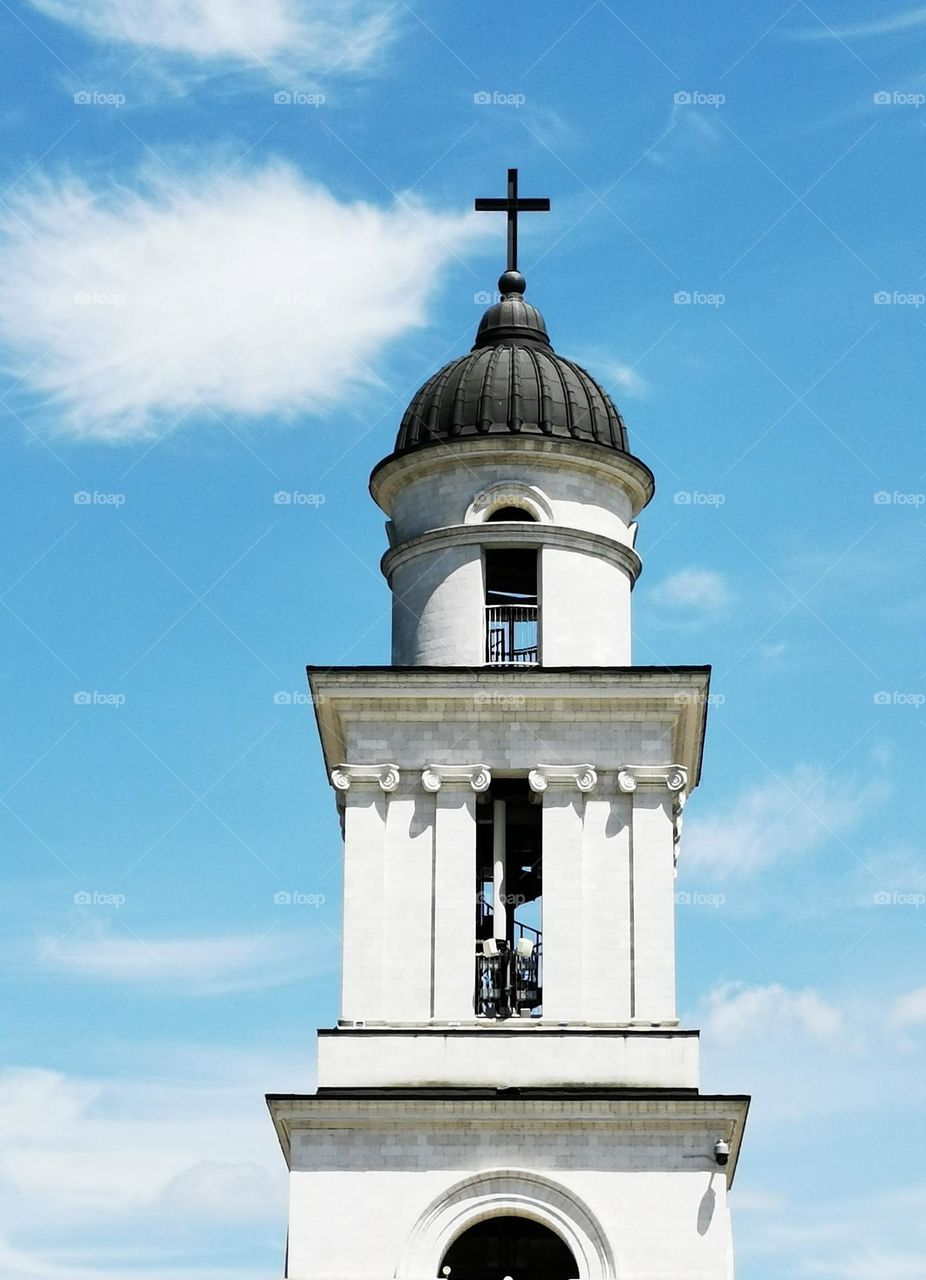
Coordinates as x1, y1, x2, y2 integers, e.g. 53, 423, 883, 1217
394, 272, 629, 455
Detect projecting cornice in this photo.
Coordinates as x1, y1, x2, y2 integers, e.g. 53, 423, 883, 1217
421, 765, 492, 792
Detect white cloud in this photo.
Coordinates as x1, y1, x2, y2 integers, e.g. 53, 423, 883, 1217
888, 986, 926, 1029
574, 353, 648, 398
649, 567, 731, 614
27, 0, 397, 75
702, 981, 843, 1044
0, 162, 482, 441
38, 920, 334, 994
684, 763, 882, 876
157, 1160, 281, 1218
803, 1250, 926, 1279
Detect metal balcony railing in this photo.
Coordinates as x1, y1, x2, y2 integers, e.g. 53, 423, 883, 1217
475, 923, 542, 1018
485, 604, 538, 665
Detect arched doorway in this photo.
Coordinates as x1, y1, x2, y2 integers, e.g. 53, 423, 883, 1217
438, 1215, 579, 1279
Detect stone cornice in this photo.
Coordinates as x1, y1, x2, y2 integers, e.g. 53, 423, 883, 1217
330, 763, 400, 793
617, 765, 688, 794
381, 523, 642, 586
370, 435, 655, 520
529, 764, 598, 793
421, 765, 491, 793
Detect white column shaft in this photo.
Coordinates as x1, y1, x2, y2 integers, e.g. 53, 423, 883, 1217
539, 787, 584, 1020
340, 787, 387, 1022
432, 787, 477, 1020
631, 788, 677, 1021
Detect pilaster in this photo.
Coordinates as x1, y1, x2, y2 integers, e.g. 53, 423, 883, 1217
530, 765, 596, 1021
428, 765, 489, 1021
618, 765, 688, 1024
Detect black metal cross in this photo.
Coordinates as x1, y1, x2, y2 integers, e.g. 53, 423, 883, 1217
474, 168, 550, 274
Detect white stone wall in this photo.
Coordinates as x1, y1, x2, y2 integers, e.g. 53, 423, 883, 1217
391, 545, 484, 668
375, 439, 646, 667
336, 762, 682, 1037
540, 544, 632, 665
385, 452, 637, 545
316, 1029, 699, 1089
283, 1112, 738, 1280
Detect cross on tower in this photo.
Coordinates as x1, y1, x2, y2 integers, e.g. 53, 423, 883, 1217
475, 168, 550, 274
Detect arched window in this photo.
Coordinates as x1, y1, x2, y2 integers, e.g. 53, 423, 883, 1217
486, 505, 537, 522
438, 1215, 578, 1279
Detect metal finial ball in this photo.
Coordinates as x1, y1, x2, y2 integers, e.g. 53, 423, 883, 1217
498, 270, 526, 297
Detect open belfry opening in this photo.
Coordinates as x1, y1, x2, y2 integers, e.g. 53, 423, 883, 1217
475, 778, 542, 1018
267, 169, 749, 1280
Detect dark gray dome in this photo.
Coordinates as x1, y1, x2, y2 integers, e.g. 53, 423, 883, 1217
393, 274, 629, 455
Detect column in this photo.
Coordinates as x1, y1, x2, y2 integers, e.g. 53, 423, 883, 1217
582, 781, 633, 1021
529, 764, 597, 1022
330, 763, 399, 1024
619, 765, 688, 1024
424, 765, 490, 1021
382, 778, 435, 1022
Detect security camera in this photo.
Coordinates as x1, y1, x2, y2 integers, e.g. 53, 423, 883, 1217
714, 1138, 730, 1166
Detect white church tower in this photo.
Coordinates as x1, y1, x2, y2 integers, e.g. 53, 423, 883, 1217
268, 171, 749, 1280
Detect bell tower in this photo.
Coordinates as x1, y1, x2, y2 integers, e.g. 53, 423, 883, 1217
269, 171, 749, 1280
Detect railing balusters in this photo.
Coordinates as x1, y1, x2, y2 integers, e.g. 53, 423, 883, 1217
485, 604, 538, 665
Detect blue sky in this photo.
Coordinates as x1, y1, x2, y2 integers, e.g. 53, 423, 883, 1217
1, 1, 925, 1276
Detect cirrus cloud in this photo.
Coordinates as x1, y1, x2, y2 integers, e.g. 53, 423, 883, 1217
26, 0, 398, 76
0, 161, 482, 442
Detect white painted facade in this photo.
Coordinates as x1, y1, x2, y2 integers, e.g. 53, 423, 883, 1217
371, 436, 652, 667
268, 323, 748, 1279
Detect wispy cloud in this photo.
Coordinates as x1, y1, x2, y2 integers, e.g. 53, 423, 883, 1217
791, 5, 926, 39
37, 921, 333, 994
684, 762, 884, 876
648, 566, 732, 616
26, 0, 399, 77
0, 162, 482, 442
889, 985, 926, 1029
702, 980, 843, 1043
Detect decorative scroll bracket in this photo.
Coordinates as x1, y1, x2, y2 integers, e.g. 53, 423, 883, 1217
331, 763, 400, 793
528, 764, 598, 793
421, 765, 492, 793
617, 764, 688, 794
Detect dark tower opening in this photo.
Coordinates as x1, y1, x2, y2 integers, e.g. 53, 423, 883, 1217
438, 1215, 578, 1280
484, 549, 538, 664
475, 779, 542, 1018
486, 505, 537, 522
